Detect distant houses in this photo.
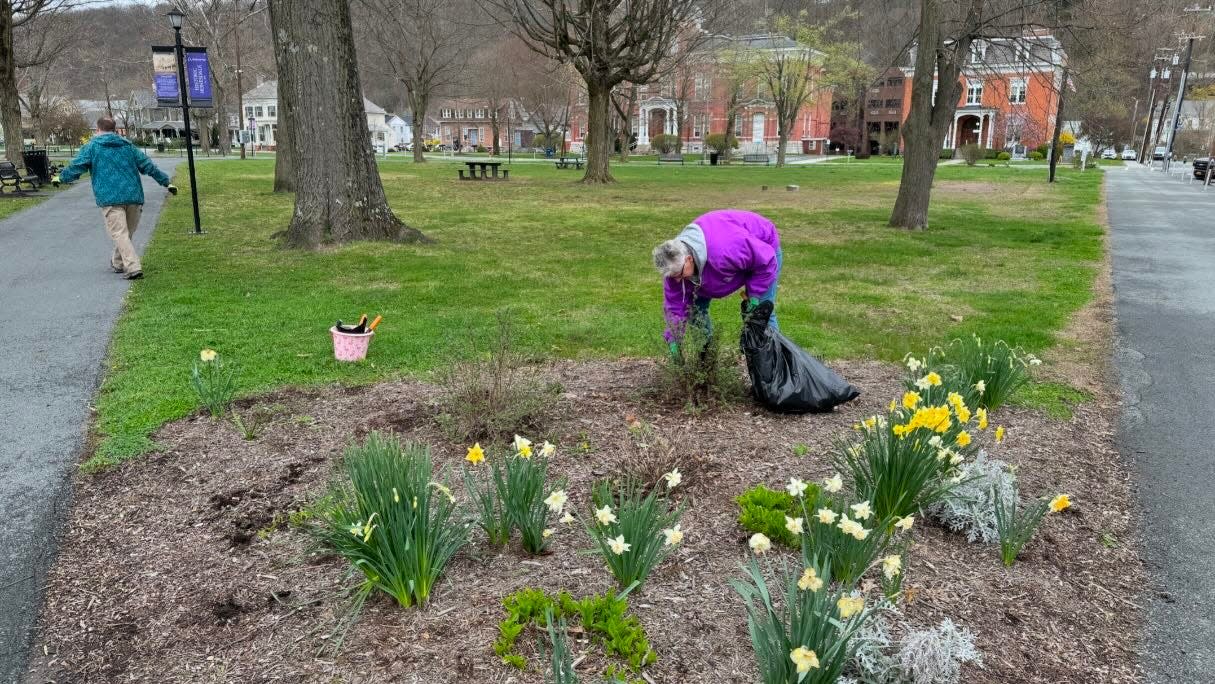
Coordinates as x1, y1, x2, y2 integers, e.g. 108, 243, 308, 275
237, 80, 403, 150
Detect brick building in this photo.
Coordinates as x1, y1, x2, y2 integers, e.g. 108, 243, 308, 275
900, 31, 1067, 153
829, 68, 907, 155
565, 34, 833, 156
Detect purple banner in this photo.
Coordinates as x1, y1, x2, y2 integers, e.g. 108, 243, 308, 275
150, 45, 213, 108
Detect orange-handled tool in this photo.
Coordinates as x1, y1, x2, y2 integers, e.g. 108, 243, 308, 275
368, 315, 383, 331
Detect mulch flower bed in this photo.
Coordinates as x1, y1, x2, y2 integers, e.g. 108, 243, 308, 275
29, 359, 1143, 683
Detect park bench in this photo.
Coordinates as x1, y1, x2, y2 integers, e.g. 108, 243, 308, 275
741, 154, 770, 166
656, 153, 685, 165
0, 161, 40, 195
555, 156, 583, 170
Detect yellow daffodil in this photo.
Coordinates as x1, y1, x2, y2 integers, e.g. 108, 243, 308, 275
430, 481, 455, 503
975, 380, 986, 394
663, 524, 683, 546
862, 416, 878, 430
852, 526, 870, 541
392, 487, 400, 504
895, 515, 915, 531
560, 512, 575, 524
359, 513, 379, 543
903, 391, 921, 410
995, 425, 1006, 443
199, 348, 217, 362
976, 408, 989, 430
817, 508, 838, 524
540, 441, 556, 458
947, 391, 964, 407
790, 646, 820, 673
594, 505, 617, 526
518, 444, 533, 458
513, 434, 532, 452
906, 355, 923, 372
663, 468, 682, 489
823, 474, 843, 493
955, 405, 971, 424
926, 372, 942, 386
466, 443, 486, 465
837, 595, 864, 619
882, 555, 902, 579
348, 522, 363, 537
889, 398, 898, 412
787, 477, 809, 497
785, 516, 804, 535
749, 532, 772, 555
837, 515, 862, 537
892, 423, 911, 438
955, 431, 972, 447
850, 501, 872, 520
542, 528, 554, 539
607, 535, 631, 555
544, 489, 568, 514
797, 567, 824, 592
1050, 494, 1071, 513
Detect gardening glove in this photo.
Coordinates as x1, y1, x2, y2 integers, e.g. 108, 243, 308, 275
51, 174, 60, 187
167, 184, 179, 195
668, 341, 680, 359
746, 297, 761, 312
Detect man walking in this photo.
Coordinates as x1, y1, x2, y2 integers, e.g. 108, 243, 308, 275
54, 117, 177, 279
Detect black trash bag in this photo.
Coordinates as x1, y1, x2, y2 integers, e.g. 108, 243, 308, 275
740, 300, 860, 413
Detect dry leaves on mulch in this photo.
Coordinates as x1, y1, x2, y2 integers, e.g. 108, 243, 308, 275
28, 359, 1144, 684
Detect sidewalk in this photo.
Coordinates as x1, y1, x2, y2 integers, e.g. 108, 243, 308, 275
0, 158, 182, 682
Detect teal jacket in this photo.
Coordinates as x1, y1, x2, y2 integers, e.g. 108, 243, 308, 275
59, 133, 171, 207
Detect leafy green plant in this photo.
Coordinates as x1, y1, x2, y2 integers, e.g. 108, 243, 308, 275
190, 348, 238, 417
464, 438, 565, 553
495, 587, 657, 674
586, 479, 687, 589
313, 433, 469, 608
650, 133, 682, 154
960, 144, 982, 166
231, 404, 276, 440
792, 443, 810, 458
437, 312, 562, 442
732, 555, 873, 684
737, 484, 809, 548
992, 486, 1063, 567
705, 132, 739, 154
796, 489, 897, 586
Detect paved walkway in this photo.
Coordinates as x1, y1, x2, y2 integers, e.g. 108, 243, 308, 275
0, 159, 181, 683
1106, 163, 1215, 682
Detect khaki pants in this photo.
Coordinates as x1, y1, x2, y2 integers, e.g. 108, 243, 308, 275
101, 204, 142, 273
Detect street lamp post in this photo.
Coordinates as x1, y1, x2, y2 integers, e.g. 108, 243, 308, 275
167, 8, 203, 235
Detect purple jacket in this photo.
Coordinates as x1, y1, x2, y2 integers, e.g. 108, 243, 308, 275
663, 210, 780, 341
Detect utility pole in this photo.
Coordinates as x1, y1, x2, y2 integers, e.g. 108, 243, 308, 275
1129, 97, 1139, 151
1163, 37, 1197, 171
1139, 67, 1160, 163
234, 0, 246, 160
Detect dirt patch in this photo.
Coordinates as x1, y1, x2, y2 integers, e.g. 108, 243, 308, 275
28, 360, 1143, 683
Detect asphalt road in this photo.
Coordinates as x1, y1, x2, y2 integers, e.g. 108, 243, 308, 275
0, 159, 180, 684
1107, 164, 1215, 683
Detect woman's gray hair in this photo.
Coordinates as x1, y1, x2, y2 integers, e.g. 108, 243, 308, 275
652, 239, 689, 277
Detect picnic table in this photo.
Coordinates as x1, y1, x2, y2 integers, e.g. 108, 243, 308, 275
459, 161, 507, 180
555, 156, 583, 170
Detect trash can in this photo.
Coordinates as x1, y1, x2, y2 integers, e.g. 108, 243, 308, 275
22, 149, 50, 183
710, 152, 719, 166
156, 142, 165, 153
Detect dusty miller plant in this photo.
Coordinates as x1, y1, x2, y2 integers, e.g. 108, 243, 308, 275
926, 452, 1016, 543
843, 603, 983, 684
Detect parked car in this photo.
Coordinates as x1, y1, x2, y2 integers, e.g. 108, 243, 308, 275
1193, 157, 1212, 180
1121, 148, 1137, 160
1153, 146, 1169, 161
1101, 148, 1117, 159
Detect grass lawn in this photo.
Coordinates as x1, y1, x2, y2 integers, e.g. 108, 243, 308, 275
90, 158, 1105, 467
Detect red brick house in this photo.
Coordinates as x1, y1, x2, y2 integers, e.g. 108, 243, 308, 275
565, 34, 833, 156
899, 31, 1067, 153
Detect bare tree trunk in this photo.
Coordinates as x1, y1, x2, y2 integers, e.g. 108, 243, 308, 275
214, 81, 231, 156
272, 0, 421, 246
410, 90, 427, 163
582, 78, 614, 183
1, 7, 24, 163
1048, 65, 1069, 183
490, 112, 500, 155
776, 116, 789, 167
889, 0, 972, 230
271, 29, 294, 193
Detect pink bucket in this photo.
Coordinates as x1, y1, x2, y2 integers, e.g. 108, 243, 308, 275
330, 326, 374, 361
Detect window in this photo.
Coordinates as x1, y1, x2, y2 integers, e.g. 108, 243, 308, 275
971, 41, 987, 63
255, 106, 264, 117
887, 77, 903, 87
966, 82, 983, 105
885, 98, 901, 109
734, 117, 742, 136
245, 105, 253, 118
440, 108, 451, 118
868, 99, 882, 109
267, 105, 277, 117
475, 109, 485, 119
1009, 79, 1027, 104
694, 75, 710, 100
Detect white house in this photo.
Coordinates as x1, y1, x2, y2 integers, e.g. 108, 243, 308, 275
387, 113, 412, 146
238, 80, 395, 150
